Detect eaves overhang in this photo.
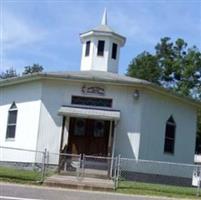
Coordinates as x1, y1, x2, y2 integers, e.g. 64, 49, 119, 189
80, 30, 126, 46
0, 72, 200, 109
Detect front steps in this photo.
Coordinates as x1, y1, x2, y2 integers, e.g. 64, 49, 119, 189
44, 175, 114, 191
60, 168, 109, 179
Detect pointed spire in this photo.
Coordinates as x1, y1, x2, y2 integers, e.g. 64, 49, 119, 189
101, 8, 107, 25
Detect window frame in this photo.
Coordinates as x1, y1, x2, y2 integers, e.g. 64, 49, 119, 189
6, 102, 18, 140
97, 40, 105, 56
85, 41, 91, 57
71, 96, 113, 108
93, 120, 105, 138
164, 116, 176, 155
111, 43, 118, 59
73, 118, 86, 137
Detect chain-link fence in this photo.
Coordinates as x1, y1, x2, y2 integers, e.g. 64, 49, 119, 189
0, 146, 119, 188
0, 146, 46, 183
45, 152, 119, 183
0, 146, 200, 196
118, 157, 201, 196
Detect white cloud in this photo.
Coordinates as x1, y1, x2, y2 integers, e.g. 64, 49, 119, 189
0, 57, 26, 72
0, 9, 47, 71
109, 9, 159, 45
1, 11, 47, 50
108, 3, 201, 48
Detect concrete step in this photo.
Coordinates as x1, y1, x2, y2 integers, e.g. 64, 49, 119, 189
44, 175, 114, 191
60, 168, 109, 179
84, 168, 109, 179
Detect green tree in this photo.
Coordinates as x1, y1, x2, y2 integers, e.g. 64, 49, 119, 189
128, 37, 201, 98
0, 68, 18, 79
128, 51, 161, 84
127, 37, 201, 152
23, 64, 43, 75
155, 38, 201, 98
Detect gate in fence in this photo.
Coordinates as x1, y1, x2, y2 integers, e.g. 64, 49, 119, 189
57, 153, 121, 187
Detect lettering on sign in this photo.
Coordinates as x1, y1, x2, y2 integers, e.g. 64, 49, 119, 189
81, 85, 105, 96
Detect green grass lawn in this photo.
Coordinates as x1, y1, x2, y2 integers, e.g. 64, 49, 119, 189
117, 181, 200, 199
0, 166, 42, 184
0, 166, 200, 199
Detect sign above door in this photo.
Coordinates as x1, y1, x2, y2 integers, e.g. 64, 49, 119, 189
81, 85, 105, 96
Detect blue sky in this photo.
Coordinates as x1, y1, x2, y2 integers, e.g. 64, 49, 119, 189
0, 0, 201, 74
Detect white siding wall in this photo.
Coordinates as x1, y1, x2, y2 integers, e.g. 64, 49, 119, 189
112, 87, 142, 159
0, 82, 42, 163
80, 36, 121, 73
0, 78, 197, 178
37, 79, 197, 170
36, 80, 142, 164
139, 91, 197, 164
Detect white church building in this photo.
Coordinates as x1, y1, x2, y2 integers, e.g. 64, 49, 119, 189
0, 11, 200, 180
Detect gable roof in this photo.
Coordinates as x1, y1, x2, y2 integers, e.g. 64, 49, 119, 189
0, 70, 200, 108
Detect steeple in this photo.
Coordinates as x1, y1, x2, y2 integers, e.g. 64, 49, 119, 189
80, 9, 126, 73
101, 8, 107, 25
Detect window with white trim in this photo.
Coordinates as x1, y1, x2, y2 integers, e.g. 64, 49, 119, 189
97, 40, 105, 56
85, 41, 91, 56
6, 102, 18, 139
111, 43, 117, 59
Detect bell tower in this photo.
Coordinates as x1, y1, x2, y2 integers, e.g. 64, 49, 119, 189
80, 9, 126, 73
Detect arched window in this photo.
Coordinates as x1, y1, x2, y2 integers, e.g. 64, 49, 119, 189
164, 116, 176, 154
6, 102, 18, 139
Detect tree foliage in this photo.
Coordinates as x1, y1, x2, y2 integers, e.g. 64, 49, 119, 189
128, 52, 161, 84
128, 37, 201, 99
127, 37, 201, 153
0, 64, 44, 79
23, 64, 44, 75
0, 68, 18, 79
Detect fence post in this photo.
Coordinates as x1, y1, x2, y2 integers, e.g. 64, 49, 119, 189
197, 165, 201, 197
113, 156, 118, 190
82, 154, 85, 177
76, 154, 82, 178
110, 155, 114, 178
116, 154, 121, 189
41, 148, 47, 183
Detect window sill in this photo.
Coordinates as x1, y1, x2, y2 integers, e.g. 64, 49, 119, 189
5, 138, 15, 142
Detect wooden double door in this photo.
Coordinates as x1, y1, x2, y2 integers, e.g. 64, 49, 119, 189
67, 117, 110, 156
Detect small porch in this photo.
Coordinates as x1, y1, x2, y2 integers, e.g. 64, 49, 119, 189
57, 105, 120, 179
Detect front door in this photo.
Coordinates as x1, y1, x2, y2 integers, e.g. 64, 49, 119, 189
67, 117, 110, 156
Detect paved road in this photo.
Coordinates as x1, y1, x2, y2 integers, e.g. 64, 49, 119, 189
0, 183, 169, 200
